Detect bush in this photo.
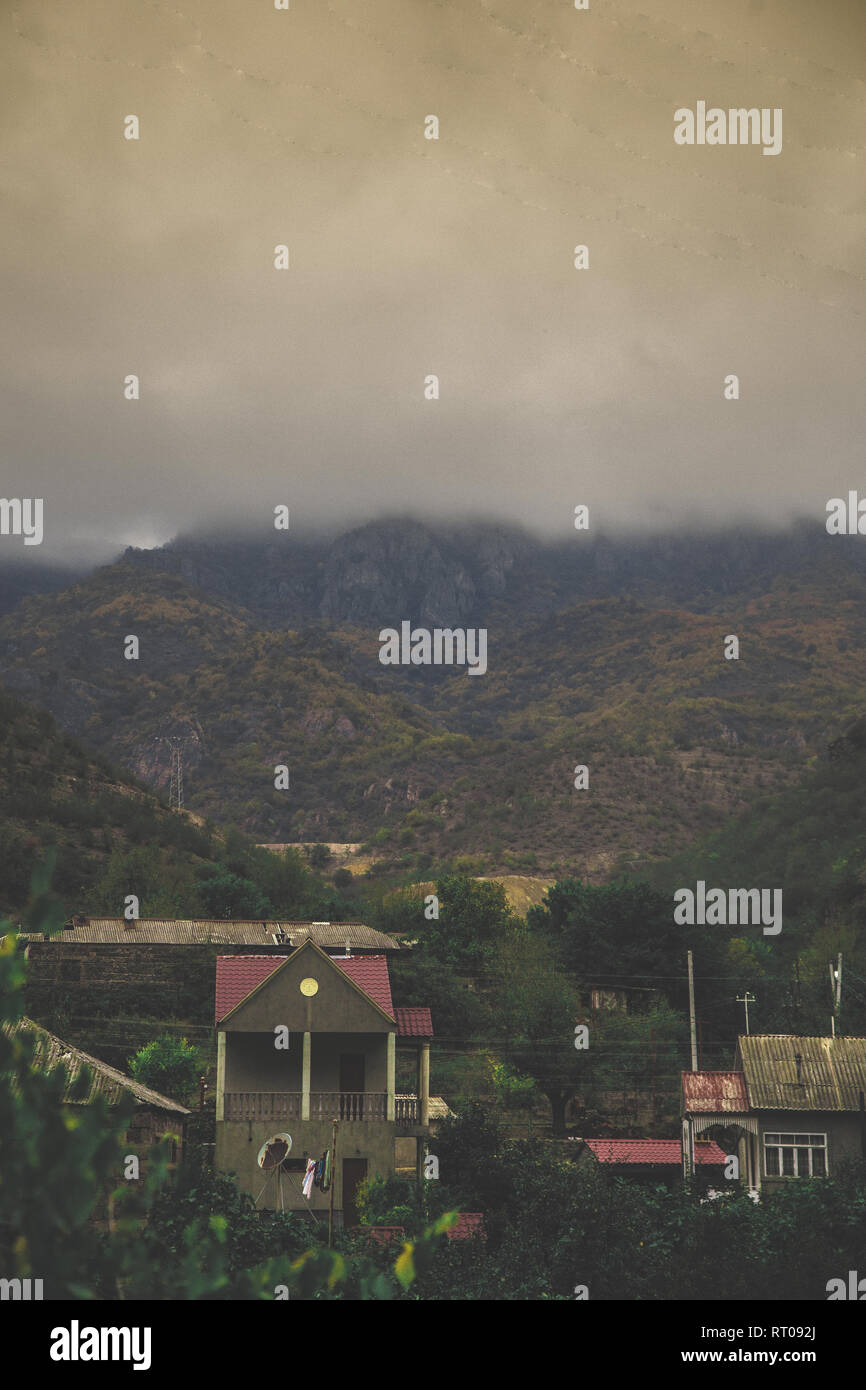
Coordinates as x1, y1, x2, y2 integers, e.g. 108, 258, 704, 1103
128, 1035, 202, 1103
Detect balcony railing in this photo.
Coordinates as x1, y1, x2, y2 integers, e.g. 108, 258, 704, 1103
312, 1091, 386, 1121
395, 1096, 419, 1125
225, 1092, 302, 1121
223, 1092, 388, 1122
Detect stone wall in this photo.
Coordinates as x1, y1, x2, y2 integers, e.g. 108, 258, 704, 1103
24, 941, 225, 1069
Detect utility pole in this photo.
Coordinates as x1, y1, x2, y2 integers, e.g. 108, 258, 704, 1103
328, 1118, 338, 1248
687, 950, 698, 1072
830, 953, 842, 1036
736, 991, 756, 1036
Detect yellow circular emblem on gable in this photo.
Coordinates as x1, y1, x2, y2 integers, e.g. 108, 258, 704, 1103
299, 977, 319, 997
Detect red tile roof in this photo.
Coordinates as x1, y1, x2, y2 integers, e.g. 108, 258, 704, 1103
394, 1007, 433, 1038
447, 1213, 485, 1241
215, 952, 400, 1023
333, 956, 394, 1017
584, 1139, 726, 1166
215, 955, 288, 1022
352, 1226, 406, 1246
681, 1071, 749, 1113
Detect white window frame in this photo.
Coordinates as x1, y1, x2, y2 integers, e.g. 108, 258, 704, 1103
762, 1131, 828, 1178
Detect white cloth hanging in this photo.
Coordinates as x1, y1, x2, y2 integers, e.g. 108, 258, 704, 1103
302, 1157, 317, 1199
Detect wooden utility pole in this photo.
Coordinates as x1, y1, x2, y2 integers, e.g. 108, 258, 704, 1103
829, 954, 842, 1036
328, 1118, 338, 1248
687, 950, 698, 1072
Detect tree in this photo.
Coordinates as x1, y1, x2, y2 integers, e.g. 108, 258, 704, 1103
489, 930, 584, 1137
420, 874, 515, 974
128, 1035, 202, 1103
0, 857, 458, 1300
196, 870, 274, 919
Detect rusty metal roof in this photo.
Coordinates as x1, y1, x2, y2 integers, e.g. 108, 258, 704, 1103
682, 1071, 749, 1113
737, 1035, 866, 1111
4, 1018, 190, 1114
20, 918, 398, 951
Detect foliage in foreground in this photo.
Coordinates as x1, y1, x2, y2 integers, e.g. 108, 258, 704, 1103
0, 860, 456, 1299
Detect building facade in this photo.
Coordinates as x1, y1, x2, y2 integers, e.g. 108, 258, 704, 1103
682, 1034, 866, 1194
214, 940, 432, 1227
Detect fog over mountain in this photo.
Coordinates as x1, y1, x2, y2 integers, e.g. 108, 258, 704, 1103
2, 0, 864, 566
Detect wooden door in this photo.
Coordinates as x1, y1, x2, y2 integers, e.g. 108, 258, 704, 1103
339, 1053, 366, 1118
342, 1158, 368, 1229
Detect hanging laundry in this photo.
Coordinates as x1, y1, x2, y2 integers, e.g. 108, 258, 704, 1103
302, 1157, 316, 1199
321, 1148, 332, 1192
313, 1157, 324, 1189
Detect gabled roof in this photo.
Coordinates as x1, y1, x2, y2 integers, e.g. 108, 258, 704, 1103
583, 1138, 726, 1166
334, 956, 393, 1016
4, 1018, 190, 1114
215, 955, 287, 1022
214, 943, 430, 1035
682, 1071, 749, 1113
737, 1035, 866, 1111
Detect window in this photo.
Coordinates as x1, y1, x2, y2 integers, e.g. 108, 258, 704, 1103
763, 1132, 827, 1177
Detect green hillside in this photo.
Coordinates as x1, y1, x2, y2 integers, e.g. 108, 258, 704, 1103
0, 684, 356, 924
3, 555, 866, 876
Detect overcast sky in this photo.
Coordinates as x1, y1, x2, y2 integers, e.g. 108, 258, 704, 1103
2, 0, 865, 565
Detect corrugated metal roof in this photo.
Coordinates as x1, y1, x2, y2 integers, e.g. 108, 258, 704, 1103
395, 1094, 452, 1119
682, 1071, 749, 1113
584, 1138, 726, 1166
19, 918, 399, 950
4, 1018, 190, 1114
738, 1035, 866, 1111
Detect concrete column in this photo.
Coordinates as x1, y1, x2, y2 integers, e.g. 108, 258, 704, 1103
302, 1030, 311, 1121
737, 1134, 748, 1188
386, 1031, 396, 1121
420, 1041, 430, 1128
215, 1030, 225, 1121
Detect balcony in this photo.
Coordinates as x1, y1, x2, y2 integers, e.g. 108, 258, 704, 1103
224, 1091, 388, 1122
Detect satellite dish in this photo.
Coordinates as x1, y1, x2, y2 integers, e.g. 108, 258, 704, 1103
257, 1132, 293, 1170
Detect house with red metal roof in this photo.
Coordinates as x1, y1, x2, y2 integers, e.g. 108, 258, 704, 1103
214, 939, 434, 1227
681, 1036, 866, 1195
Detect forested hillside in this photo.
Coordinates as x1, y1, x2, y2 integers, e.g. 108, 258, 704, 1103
3, 519, 866, 872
